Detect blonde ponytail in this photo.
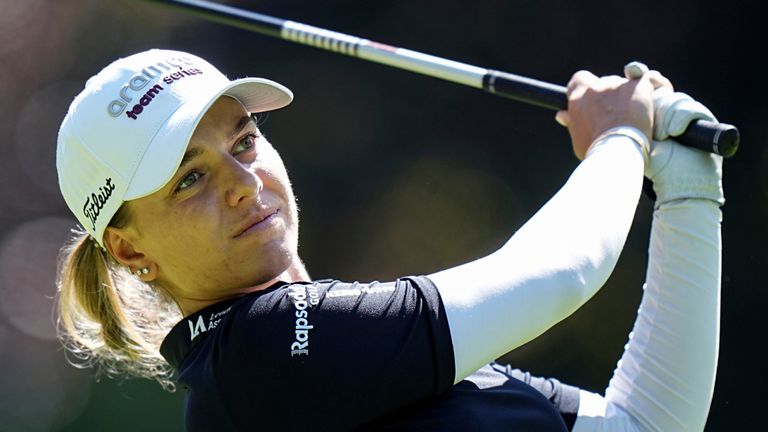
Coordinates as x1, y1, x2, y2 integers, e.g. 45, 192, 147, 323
56, 214, 182, 390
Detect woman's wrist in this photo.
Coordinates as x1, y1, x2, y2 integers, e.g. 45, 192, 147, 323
586, 126, 650, 163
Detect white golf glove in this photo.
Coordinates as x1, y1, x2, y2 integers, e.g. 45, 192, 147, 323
652, 87, 717, 142
623, 62, 724, 206
646, 88, 724, 206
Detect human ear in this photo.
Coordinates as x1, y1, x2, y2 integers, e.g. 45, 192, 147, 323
103, 227, 156, 281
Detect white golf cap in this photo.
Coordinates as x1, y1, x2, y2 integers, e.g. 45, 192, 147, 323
57, 49, 293, 247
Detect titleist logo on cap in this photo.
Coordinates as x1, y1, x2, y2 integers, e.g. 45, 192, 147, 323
106, 55, 196, 118
82, 177, 116, 231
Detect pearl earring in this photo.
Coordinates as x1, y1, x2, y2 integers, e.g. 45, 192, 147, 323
134, 267, 149, 276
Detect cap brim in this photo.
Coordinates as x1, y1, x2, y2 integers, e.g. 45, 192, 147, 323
124, 78, 293, 200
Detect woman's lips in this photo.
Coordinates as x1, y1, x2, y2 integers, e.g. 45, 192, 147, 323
235, 209, 279, 238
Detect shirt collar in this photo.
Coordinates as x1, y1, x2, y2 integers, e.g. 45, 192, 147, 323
160, 281, 288, 370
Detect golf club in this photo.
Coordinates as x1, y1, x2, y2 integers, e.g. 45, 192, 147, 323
144, 0, 740, 157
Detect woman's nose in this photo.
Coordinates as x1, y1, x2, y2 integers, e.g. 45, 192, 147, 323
222, 158, 263, 207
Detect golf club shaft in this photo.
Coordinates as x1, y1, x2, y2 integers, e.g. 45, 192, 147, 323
145, 0, 740, 157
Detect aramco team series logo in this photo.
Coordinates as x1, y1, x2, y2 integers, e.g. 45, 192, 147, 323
105, 54, 202, 120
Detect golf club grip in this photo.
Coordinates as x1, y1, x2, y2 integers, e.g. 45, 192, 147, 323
484, 70, 739, 157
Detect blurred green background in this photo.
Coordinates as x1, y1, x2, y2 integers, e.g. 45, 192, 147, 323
0, 0, 763, 430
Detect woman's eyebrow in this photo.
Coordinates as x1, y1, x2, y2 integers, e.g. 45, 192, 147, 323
229, 115, 253, 141
175, 115, 252, 175
178, 147, 203, 172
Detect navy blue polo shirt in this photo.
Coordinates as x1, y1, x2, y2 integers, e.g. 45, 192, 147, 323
160, 277, 578, 431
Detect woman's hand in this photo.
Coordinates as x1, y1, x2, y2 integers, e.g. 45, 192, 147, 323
556, 68, 672, 160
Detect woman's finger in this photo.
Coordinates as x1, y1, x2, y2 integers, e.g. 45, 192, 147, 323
645, 70, 674, 92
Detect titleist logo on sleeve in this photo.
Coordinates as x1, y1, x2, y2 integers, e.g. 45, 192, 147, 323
82, 177, 116, 231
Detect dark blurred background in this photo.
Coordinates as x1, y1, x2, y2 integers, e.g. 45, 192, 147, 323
0, 0, 763, 430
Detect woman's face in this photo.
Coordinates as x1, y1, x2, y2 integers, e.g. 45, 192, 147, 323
109, 96, 301, 307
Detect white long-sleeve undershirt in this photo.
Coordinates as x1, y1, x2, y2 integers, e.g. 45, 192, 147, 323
573, 198, 721, 432
429, 133, 646, 382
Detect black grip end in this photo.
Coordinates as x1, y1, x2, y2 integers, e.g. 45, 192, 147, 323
713, 122, 740, 158
675, 119, 740, 158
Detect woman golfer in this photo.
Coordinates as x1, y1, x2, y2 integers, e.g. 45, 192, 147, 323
56, 49, 723, 431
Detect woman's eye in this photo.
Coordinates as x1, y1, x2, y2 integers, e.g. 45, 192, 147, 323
233, 133, 257, 155
175, 171, 202, 193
